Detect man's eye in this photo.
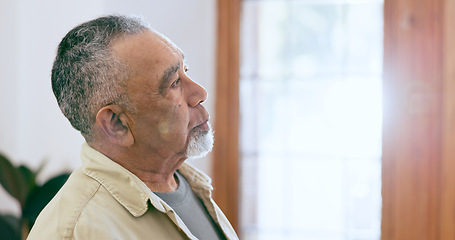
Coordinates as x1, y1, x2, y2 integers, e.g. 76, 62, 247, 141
184, 66, 189, 72
171, 78, 181, 88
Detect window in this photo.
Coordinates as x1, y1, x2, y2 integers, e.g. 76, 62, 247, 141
239, 1, 383, 239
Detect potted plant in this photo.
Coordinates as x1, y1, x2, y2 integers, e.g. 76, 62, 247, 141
0, 152, 70, 240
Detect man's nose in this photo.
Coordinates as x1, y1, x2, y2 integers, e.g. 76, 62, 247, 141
186, 77, 208, 107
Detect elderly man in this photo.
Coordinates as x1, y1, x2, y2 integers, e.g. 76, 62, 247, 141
27, 15, 238, 240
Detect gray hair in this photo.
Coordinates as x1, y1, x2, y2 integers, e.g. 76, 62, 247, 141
52, 15, 149, 141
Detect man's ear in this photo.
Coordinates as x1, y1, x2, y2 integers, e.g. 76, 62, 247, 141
95, 105, 134, 146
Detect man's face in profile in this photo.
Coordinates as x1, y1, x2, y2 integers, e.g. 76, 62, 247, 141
111, 30, 213, 162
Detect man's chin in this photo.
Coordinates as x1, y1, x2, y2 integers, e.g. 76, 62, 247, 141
185, 124, 214, 159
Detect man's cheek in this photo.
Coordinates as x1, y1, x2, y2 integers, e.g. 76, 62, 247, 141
158, 120, 170, 135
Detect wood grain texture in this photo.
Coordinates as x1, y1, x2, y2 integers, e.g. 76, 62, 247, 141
212, 0, 241, 232
440, 0, 455, 239
382, 0, 455, 239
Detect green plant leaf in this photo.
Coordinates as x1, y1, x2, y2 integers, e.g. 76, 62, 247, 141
22, 173, 70, 230
17, 165, 37, 194
0, 153, 28, 207
35, 160, 47, 178
0, 214, 21, 240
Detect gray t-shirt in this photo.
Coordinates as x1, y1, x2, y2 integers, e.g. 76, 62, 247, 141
154, 171, 226, 240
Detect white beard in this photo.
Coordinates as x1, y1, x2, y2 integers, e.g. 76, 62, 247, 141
185, 123, 214, 159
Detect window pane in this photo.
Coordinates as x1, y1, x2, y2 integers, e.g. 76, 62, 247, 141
240, 1, 383, 240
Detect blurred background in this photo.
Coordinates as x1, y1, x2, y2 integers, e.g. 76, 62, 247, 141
1, 0, 455, 240
239, 1, 382, 239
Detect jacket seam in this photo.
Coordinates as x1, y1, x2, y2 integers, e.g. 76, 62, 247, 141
63, 182, 101, 240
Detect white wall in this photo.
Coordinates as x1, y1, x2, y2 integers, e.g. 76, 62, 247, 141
0, 0, 217, 216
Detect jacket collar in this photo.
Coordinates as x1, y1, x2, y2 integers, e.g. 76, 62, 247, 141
79, 143, 213, 217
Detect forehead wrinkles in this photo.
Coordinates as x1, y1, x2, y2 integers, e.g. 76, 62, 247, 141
112, 32, 184, 107
112, 34, 157, 71
111, 31, 183, 78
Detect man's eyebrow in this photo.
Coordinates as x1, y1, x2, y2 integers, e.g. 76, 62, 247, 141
159, 63, 180, 94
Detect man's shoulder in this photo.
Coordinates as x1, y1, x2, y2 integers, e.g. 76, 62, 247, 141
27, 166, 192, 240
27, 168, 103, 239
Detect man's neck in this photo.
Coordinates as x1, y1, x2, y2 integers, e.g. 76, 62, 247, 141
88, 141, 184, 193
136, 169, 180, 193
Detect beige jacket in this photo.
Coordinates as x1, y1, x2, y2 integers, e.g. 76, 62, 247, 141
27, 143, 238, 240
